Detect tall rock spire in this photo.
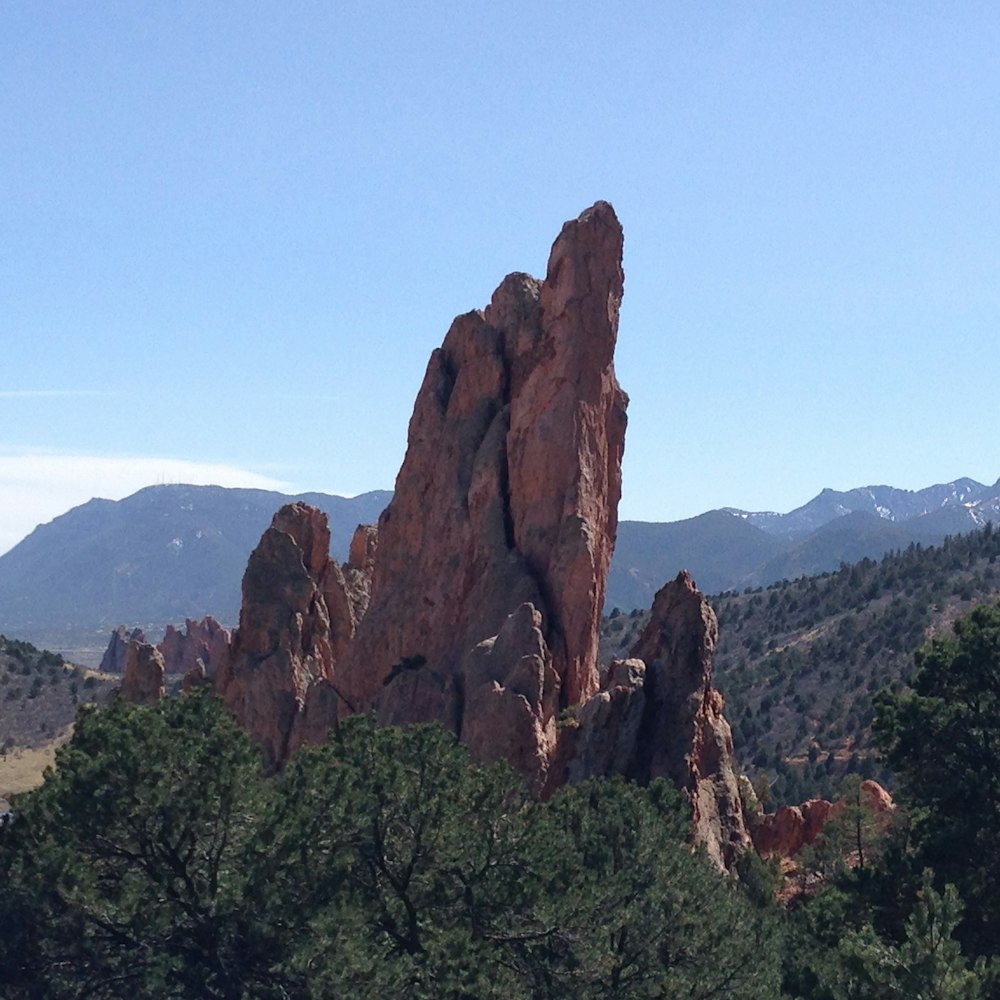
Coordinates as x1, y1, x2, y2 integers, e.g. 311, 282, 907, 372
333, 201, 627, 719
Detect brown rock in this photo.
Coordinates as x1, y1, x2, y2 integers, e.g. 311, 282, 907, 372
333, 202, 627, 739
751, 783, 895, 861
157, 616, 230, 677
861, 779, 895, 814
626, 571, 751, 871
120, 639, 165, 705
457, 604, 561, 795
322, 524, 377, 674
566, 658, 647, 783
751, 805, 807, 858
99, 626, 146, 674
213, 503, 336, 769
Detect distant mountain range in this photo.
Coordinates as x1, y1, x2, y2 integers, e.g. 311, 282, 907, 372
1, 476, 998, 660
606, 477, 1000, 610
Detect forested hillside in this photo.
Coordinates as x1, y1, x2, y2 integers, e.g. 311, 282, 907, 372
603, 524, 1000, 804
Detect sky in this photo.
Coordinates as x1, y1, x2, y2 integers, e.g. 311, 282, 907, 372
3, 2, 999, 555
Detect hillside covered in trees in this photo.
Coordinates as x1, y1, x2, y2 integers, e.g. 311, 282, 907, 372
603, 524, 1000, 805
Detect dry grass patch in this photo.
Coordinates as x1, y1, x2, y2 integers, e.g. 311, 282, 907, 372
0, 725, 72, 810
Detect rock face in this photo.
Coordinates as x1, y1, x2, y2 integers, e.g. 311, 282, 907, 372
158, 616, 231, 677
623, 571, 752, 870
120, 639, 165, 705
214, 203, 752, 870
750, 800, 836, 859
749, 781, 895, 859
100, 626, 146, 674
333, 201, 626, 723
213, 503, 337, 769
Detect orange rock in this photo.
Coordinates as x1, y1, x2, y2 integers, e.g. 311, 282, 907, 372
330, 204, 625, 728
213, 503, 336, 769
158, 616, 230, 677
120, 639, 165, 706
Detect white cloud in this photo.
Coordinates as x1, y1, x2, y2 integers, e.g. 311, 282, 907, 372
0, 453, 293, 555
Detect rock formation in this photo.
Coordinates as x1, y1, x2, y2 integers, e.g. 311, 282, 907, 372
120, 639, 165, 705
213, 202, 753, 869
212, 503, 337, 769
158, 616, 231, 677
562, 571, 751, 870
99, 626, 146, 674
332, 200, 626, 724
749, 780, 895, 859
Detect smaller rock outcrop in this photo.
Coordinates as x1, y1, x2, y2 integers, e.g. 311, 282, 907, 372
749, 780, 895, 859
100, 626, 146, 674
213, 503, 335, 769
120, 639, 165, 705
626, 571, 751, 871
457, 604, 561, 796
158, 616, 231, 677
566, 659, 647, 783
323, 524, 377, 667
750, 800, 837, 859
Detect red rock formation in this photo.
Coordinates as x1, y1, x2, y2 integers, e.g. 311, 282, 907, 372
334, 201, 626, 721
213, 503, 336, 769
322, 524, 377, 668
211, 205, 751, 874
157, 616, 230, 677
99, 626, 146, 674
625, 571, 752, 871
750, 783, 894, 859
566, 658, 647, 783
861, 779, 895, 814
120, 639, 165, 705
458, 603, 561, 795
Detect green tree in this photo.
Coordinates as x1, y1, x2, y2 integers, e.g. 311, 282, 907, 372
874, 601, 1000, 956
835, 873, 991, 1000
0, 693, 273, 999
257, 715, 531, 999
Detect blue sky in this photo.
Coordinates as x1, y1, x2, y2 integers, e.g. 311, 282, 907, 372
3, 2, 999, 554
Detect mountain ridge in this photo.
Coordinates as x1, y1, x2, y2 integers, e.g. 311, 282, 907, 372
1, 475, 998, 661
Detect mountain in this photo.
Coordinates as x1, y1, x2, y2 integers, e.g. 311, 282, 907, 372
2, 475, 999, 660
607, 511, 786, 611
0, 485, 391, 656
724, 477, 998, 540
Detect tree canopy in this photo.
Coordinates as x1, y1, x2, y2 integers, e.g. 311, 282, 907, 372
0, 693, 785, 1000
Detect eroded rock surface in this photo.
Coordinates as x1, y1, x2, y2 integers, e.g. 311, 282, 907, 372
120, 639, 165, 705
211, 204, 752, 873
158, 616, 231, 677
213, 503, 336, 769
333, 201, 626, 722
624, 571, 752, 871
100, 626, 146, 674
